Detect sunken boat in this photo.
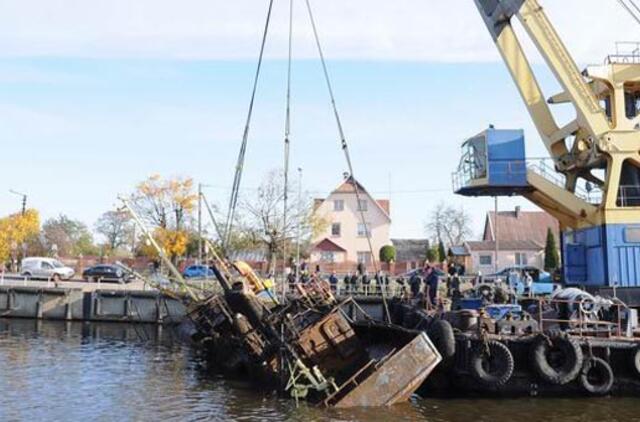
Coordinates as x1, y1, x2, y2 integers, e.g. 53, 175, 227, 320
188, 253, 442, 408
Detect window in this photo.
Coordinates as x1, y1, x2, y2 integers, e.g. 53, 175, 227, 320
333, 200, 344, 211
624, 83, 640, 119
515, 252, 527, 266
357, 252, 372, 264
357, 200, 368, 211
331, 223, 341, 237
320, 252, 335, 263
479, 255, 492, 266
357, 222, 371, 237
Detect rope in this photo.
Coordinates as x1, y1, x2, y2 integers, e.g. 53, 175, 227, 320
618, 0, 640, 26
282, 0, 294, 299
224, 0, 275, 252
303, 0, 391, 323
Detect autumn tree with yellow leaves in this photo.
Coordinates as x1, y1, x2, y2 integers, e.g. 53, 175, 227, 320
130, 175, 197, 262
0, 209, 41, 263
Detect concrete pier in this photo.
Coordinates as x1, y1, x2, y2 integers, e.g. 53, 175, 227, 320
0, 279, 187, 324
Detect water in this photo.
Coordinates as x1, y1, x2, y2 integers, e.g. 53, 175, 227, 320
0, 319, 637, 422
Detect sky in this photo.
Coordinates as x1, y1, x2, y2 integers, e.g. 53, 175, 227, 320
0, 0, 638, 240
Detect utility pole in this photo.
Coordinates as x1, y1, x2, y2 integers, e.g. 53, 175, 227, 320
494, 196, 499, 274
198, 183, 203, 265
295, 167, 303, 282
9, 190, 27, 215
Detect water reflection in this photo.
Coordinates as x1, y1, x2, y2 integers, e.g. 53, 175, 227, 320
0, 319, 635, 422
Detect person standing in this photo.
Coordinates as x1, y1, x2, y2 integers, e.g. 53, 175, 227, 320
524, 271, 534, 298
425, 266, 439, 306
329, 271, 338, 292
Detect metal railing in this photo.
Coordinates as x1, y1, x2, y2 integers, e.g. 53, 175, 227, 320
605, 42, 640, 64
536, 297, 626, 338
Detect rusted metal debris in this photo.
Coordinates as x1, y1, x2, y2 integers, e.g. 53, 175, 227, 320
188, 275, 441, 408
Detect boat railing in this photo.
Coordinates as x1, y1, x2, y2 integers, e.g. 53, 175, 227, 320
534, 297, 627, 338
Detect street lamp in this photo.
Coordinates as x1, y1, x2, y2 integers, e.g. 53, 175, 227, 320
295, 167, 303, 282
9, 190, 27, 215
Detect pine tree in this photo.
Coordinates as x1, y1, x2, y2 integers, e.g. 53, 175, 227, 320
544, 228, 559, 271
438, 240, 446, 264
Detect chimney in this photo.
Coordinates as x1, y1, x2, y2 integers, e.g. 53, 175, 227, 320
515, 206, 521, 218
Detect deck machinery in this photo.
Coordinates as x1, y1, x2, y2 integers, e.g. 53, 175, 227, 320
454, 0, 640, 304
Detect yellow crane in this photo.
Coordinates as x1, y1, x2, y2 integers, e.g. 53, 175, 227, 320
456, 0, 640, 303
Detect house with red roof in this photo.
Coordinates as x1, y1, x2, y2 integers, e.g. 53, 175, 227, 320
464, 206, 560, 273
310, 174, 391, 268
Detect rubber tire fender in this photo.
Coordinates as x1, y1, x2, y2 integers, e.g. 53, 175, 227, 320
427, 319, 456, 362
631, 346, 640, 378
469, 340, 514, 387
580, 357, 614, 396
531, 332, 583, 385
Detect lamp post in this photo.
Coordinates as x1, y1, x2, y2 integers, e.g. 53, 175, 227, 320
9, 190, 27, 215
295, 167, 303, 282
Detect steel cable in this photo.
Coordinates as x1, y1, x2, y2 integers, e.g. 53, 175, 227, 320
224, 0, 275, 252
617, 0, 640, 26
303, 0, 391, 322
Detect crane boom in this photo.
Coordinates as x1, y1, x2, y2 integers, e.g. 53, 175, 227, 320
474, 0, 611, 177
459, 0, 640, 304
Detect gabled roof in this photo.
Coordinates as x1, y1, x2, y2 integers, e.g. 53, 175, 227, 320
312, 238, 347, 252
484, 208, 559, 248
466, 240, 543, 252
321, 175, 391, 221
449, 245, 470, 256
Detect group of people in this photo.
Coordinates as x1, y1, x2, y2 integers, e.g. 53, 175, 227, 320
285, 259, 473, 304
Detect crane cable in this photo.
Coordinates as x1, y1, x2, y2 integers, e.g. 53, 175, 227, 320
617, 0, 640, 26
303, 0, 391, 322
282, 0, 294, 296
223, 0, 275, 252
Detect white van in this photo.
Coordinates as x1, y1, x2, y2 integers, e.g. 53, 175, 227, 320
21, 257, 75, 281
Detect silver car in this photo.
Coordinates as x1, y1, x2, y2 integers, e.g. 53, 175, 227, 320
21, 257, 75, 281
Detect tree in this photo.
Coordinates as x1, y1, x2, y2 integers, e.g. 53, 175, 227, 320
95, 210, 133, 252
379, 245, 396, 264
425, 202, 473, 249
544, 228, 560, 271
0, 209, 40, 263
237, 169, 326, 271
130, 175, 197, 261
42, 214, 99, 256
438, 240, 446, 264
426, 246, 440, 264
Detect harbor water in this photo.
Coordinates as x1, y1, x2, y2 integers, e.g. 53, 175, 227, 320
0, 319, 637, 422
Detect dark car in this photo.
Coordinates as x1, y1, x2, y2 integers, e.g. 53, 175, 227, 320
83, 264, 131, 283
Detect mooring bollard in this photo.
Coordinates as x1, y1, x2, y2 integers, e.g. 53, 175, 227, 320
24, 276, 27, 286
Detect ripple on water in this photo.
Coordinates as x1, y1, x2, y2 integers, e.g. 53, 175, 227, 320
0, 319, 638, 422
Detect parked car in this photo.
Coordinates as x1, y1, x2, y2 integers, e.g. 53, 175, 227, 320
486, 265, 557, 295
182, 265, 215, 279
21, 257, 75, 281
82, 264, 132, 283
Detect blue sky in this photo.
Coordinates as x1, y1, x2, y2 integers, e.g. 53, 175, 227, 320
0, 1, 636, 239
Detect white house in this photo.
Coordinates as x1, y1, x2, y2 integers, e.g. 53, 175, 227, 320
310, 175, 391, 267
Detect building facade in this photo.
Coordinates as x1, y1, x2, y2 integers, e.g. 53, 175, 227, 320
310, 176, 391, 267
462, 206, 560, 274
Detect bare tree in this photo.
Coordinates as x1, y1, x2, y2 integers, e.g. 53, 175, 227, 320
425, 201, 473, 249
95, 210, 134, 251
237, 169, 325, 271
